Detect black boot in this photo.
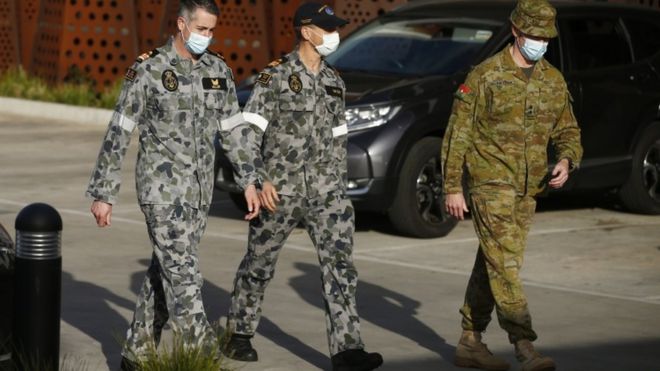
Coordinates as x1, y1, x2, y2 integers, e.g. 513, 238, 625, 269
222, 334, 258, 362
331, 349, 383, 371
119, 356, 138, 371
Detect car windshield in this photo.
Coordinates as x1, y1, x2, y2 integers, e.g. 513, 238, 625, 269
327, 18, 498, 77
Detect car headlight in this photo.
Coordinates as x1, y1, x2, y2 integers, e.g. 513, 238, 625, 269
345, 104, 401, 133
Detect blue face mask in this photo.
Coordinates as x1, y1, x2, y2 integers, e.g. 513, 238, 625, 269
181, 23, 211, 55
518, 36, 548, 62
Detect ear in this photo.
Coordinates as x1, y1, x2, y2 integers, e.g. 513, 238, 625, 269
511, 25, 520, 38
300, 26, 311, 42
177, 16, 186, 33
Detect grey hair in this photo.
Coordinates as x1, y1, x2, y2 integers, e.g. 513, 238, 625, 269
178, 0, 220, 22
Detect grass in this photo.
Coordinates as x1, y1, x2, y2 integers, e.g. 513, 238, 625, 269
123, 326, 234, 371
0, 66, 122, 109
4, 327, 233, 371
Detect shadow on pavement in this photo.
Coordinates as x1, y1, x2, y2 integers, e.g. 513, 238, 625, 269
125, 259, 328, 370
378, 337, 660, 371
289, 262, 457, 367
61, 271, 134, 370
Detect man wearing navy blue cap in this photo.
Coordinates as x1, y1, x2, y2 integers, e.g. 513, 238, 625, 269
219, 2, 383, 370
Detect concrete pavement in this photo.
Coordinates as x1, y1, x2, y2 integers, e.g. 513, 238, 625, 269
0, 110, 659, 370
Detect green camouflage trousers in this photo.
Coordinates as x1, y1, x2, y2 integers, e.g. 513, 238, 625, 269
227, 193, 364, 355
122, 204, 216, 361
460, 185, 539, 343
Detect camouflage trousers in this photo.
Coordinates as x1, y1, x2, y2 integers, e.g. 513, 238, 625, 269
227, 193, 364, 355
122, 204, 216, 361
460, 185, 539, 343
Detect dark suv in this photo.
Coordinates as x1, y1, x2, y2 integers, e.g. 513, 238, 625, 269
216, 0, 660, 238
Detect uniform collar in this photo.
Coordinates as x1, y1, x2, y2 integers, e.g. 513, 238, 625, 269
500, 43, 550, 81
289, 49, 332, 77
163, 37, 213, 67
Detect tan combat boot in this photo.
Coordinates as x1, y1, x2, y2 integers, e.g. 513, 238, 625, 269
514, 340, 556, 371
454, 331, 510, 370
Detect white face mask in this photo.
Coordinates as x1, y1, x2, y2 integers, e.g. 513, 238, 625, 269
181, 23, 211, 55
518, 36, 548, 62
310, 29, 340, 57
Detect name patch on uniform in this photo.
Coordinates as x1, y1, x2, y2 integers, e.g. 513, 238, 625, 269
289, 74, 303, 93
257, 72, 272, 86
162, 70, 178, 92
325, 86, 343, 98
202, 77, 227, 90
125, 68, 137, 82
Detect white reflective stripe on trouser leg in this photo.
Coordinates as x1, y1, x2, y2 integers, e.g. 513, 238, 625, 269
220, 113, 245, 131
116, 112, 137, 132
332, 124, 348, 138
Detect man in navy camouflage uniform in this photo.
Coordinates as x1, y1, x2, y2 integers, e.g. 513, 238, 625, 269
219, 3, 383, 371
86, 1, 242, 369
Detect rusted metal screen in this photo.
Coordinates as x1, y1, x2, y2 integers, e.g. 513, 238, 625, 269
0, 0, 20, 72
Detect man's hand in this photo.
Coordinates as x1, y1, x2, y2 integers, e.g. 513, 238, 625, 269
91, 200, 112, 227
258, 181, 280, 213
244, 184, 261, 220
549, 158, 570, 189
445, 193, 469, 220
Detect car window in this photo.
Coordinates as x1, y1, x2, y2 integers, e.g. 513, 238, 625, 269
623, 17, 660, 61
565, 17, 632, 71
326, 19, 497, 76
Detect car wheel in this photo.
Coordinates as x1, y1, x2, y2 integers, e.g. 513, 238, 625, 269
387, 137, 458, 238
619, 123, 660, 214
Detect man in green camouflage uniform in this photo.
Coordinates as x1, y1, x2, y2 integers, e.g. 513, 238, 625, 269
218, 3, 382, 371
86, 1, 241, 369
441, 1, 583, 370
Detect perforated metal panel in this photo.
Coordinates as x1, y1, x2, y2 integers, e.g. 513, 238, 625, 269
270, 0, 304, 59
214, 1, 270, 80
0, 0, 20, 72
17, 0, 41, 70
335, 0, 407, 36
30, 1, 65, 83
136, 0, 171, 52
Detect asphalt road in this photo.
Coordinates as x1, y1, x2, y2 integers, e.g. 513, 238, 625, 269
0, 113, 659, 371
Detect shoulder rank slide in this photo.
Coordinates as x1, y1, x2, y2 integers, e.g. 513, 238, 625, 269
136, 48, 159, 63
207, 50, 225, 61
267, 56, 289, 68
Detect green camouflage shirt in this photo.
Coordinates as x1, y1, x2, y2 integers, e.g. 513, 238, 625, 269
86, 38, 241, 208
442, 45, 583, 196
221, 50, 348, 198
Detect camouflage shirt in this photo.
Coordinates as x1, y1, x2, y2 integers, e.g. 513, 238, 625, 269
441, 45, 583, 196
221, 50, 348, 198
86, 38, 241, 208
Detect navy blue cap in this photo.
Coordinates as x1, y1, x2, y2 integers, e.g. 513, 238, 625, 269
293, 3, 349, 31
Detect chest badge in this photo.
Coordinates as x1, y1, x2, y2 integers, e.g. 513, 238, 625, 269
162, 70, 179, 92
288, 74, 303, 93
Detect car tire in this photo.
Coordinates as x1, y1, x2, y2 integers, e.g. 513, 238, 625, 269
619, 122, 660, 214
387, 137, 458, 238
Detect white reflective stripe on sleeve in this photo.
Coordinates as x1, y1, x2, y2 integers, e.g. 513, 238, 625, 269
332, 124, 348, 138
220, 113, 245, 131
116, 113, 137, 132
243, 112, 269, 132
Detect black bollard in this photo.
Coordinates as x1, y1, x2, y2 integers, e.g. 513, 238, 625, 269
0, 223, 13, 370
13, 203, 62, 371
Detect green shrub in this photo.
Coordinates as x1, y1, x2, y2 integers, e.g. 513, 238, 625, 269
0, 66, 121, 109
